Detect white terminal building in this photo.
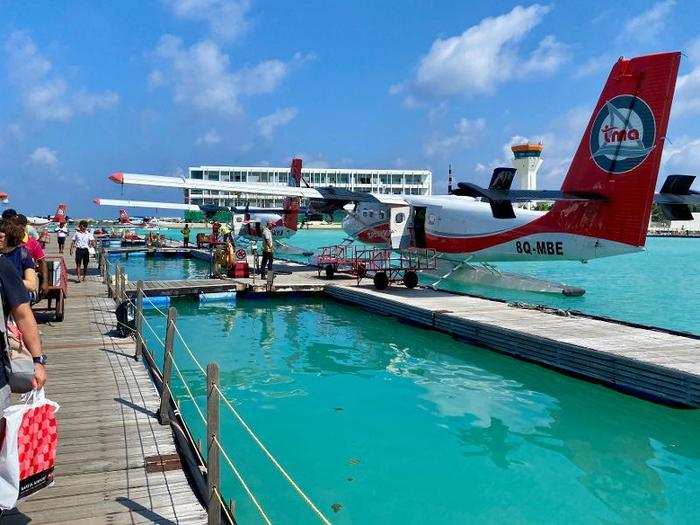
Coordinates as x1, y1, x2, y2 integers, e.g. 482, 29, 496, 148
184, 165, 432, 208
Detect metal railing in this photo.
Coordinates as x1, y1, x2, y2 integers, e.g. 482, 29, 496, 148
99, 246, 332, 524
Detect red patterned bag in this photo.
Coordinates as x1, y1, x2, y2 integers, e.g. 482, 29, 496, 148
0, 389, 59, 509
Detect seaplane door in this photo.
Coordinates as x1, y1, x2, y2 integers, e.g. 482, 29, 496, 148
390, 206, 411, 249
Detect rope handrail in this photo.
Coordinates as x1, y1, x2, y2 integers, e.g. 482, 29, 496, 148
126, 275, 332, 524
166, 351, 274, 524
214, 383, 332, 525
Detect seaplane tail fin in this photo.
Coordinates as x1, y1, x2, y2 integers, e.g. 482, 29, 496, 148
119, 209, 131, 224
283, 158, 302, 231
52, 203, 67, 223
554, 52, 681, 247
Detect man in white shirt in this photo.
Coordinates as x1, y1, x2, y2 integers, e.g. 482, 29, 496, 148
69, 220, 95, 282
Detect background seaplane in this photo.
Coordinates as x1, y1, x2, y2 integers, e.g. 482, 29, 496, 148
105, 52, 699, 295
95, 159, 305, 250
26, 203, 68, 226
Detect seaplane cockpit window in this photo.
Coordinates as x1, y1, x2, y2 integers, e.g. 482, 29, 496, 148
395, 212, 405, 224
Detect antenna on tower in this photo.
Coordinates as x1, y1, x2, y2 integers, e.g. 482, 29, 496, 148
448, 164, 453, 194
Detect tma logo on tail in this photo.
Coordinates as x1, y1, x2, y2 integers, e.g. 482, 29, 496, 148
589, 94, 656, 174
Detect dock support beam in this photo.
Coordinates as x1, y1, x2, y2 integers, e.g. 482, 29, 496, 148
158, 307, 177, 426
135, 280, 144, 361
207, 363, 221, 525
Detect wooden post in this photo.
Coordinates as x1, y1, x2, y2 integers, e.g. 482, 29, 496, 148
158, 307, 177, 426
120, 271, 127, 302
207, 363, 221, 525
114, 265, 121, 301
134, 280, 144, 361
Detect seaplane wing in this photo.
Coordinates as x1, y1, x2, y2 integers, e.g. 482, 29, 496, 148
93, 198, 200, 211
108, 172, 409, 205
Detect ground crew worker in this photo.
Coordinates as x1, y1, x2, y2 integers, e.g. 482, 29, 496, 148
260, 221, 274, 277
220, 221, 232, 243
181, 223, 191, 247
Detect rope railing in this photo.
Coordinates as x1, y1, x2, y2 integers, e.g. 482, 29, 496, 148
119, 278, 332, 525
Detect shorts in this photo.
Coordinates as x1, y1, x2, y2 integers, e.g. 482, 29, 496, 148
57, 237, 66, 247
75, 247, 90, 269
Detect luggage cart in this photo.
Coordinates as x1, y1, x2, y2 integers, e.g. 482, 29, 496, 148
352, 248, 438, 289
38, 256, 68, 321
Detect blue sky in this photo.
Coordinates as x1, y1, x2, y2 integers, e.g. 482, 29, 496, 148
1, 0, 700, 217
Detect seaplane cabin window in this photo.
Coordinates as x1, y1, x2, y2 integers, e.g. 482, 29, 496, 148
379, 211, 385, 220
362, 211, 368, 218
428, 214, 437, 225
395, 212, 405, 224
369, 211, 374, 218
191, 170, 203, 180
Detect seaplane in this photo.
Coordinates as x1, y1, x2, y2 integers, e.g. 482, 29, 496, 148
26, 204, 68, 226
103, 52, 700, 295
95, 159, 305, 249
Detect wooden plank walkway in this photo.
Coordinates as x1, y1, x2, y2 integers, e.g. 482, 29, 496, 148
3, 246, 207, 523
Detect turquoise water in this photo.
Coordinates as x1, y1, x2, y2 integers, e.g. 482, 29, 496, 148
107, 252, 211, 281
142, 296, 700, 524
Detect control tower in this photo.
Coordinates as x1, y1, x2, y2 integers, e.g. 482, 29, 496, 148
511, 143, 543, 191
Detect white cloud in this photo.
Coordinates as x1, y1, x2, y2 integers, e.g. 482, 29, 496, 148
424, 117, 486, 157
397, 4, 568, 102
4, 31, 119, 122
481, 105, 590, 187
256, 107, 298, 139
622, 0, 675, 43
153, 35, 241, 114
28, 147, 59, 168
148, 69, 165, 89
662, 136, 700, 174
474, 163, 486, 173
151, 35, 310, 115
163, 0, 251, 41
674, 38, 700, 118
196, 129, 222, 145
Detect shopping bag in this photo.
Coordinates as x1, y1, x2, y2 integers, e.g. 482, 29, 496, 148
0, 389, 59, 510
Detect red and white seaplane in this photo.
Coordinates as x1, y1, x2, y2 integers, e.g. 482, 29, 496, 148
103, 52, 699, 294
95, 159, 304, 246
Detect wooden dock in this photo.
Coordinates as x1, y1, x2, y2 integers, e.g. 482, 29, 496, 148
325, 285, 700, 407
5, 247, 207, 523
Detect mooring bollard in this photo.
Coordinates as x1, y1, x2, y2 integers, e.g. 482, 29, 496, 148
134, 280, 144, 361
207, 362, 221, 525
158, 307, 177, 426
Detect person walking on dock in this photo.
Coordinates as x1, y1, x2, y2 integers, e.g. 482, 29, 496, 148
69, 220, 95, 283
260, 221, 274, 277
181, 223, 191, 248
55, 222, 68, 254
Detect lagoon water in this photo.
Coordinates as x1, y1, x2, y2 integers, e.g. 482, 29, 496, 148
128, 232, 700, 523
143, 296, 700, 524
